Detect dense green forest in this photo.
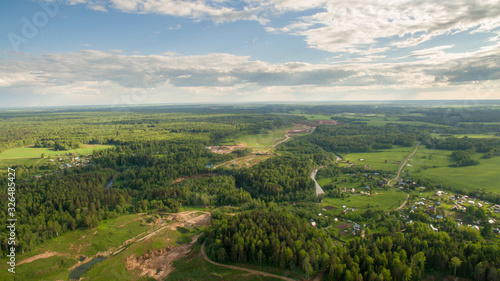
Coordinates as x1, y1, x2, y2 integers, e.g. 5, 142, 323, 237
1, 103, 500, 280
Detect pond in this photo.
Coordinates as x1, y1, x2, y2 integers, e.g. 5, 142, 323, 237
69, 256, 106, 280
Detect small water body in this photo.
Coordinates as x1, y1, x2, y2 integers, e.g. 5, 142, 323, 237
69, 256, 105, 280
105, 179, 113, 189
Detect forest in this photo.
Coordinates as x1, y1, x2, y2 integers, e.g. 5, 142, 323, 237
1, 103, 500, 280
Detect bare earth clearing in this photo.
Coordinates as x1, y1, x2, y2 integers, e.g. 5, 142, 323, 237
125, 211, 211, 280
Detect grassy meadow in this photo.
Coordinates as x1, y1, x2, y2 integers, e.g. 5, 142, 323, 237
322, 188, 408, 212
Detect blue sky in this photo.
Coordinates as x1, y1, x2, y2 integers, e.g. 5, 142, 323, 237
1, 0, 500, 107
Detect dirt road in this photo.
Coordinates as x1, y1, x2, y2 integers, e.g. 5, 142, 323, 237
201, 241, 296, 281
388, 142, 421, 186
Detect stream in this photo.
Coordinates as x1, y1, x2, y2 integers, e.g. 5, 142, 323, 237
69, 256, 106, 280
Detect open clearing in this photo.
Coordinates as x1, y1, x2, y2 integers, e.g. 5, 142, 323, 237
322, 188, 407, 212
0, 144, 114, 168
416, 156, 500, 193
0, 210, 214, 281
340, 146, 415, 171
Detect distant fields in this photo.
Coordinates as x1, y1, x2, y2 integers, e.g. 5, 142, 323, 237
0, 144, 114, 159
0, 213, 150, 281
417, 156, 500, 193
340, 146, 415, 171
220, 128, 291, 147
431, 133, 500, 139
0, 144, 114, 167
337, 143, 500, 193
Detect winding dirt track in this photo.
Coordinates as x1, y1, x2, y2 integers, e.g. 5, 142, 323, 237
387, 142, 421, 187
201, 241, 296, 281
386, 142, 420, 214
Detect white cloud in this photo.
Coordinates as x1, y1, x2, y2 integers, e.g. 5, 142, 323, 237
1, 43, 499, 105
272, 0, 500, 53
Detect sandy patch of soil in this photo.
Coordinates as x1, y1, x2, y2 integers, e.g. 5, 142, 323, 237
18, 251, 67, 265
126, 234, 200, 280
207, 144, 246, 154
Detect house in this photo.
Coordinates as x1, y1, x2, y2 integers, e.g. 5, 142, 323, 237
468, 200, 475, 205
430, 224, 438, 232
353, 223, 360, 231
34, 175, 42, 180
477, 203, 483, 208
311, 221, 316, 227
493, 205, 500, 213
436, 215, 443, 219
436, 202, 441, 206
374, 172, 380, 176
493, 228, 500, 234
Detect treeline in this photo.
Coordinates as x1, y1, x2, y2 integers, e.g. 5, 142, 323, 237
450, 149, 480, 167
206, 208, 500, 281
204, 209, 335, 275
306, 124, 426, 154
0, 166, 129, 254
0, 107, 305, 153
228, 156, 316, 202
136, 175, 253, 209
425, 136, 500, 153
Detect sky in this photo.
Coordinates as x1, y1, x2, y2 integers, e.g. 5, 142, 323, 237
1, 0, 500, 107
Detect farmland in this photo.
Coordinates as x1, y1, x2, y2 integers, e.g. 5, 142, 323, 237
322, 188, 408, 212
1, 104, 500, 281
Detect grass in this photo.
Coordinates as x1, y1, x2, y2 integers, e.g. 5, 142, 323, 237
431, 133, 500, 139
167, 244, 282, 281
0, 144, 114, 159
0, 213, 152, 281
82, 226, 202, 281
340, 146, 415, 171
221, 128, 291, 148
416, 156, 500, 193
3, 255, 79, 281
322, 188, 408, 212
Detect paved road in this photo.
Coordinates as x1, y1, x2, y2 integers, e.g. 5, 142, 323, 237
201, 241, 296, 281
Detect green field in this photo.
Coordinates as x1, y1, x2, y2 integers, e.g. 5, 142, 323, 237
341, 146, 415, 171
322, 188, 408, 212
431, 133, 500, 139
220, 128, 291, 147
417, 156, 500, 193
0, 144, 115, 159
0, 144, 115, 168
0, 214, 151, 281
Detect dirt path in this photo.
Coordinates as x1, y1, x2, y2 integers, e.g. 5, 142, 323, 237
388, 142, 421, 186
18, 251, 66, 265
213, 134, 291, 169
385, 143, 419, 214
262, 134, 291, 154
395, 194, 411, 211
201, 241, 296, 281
